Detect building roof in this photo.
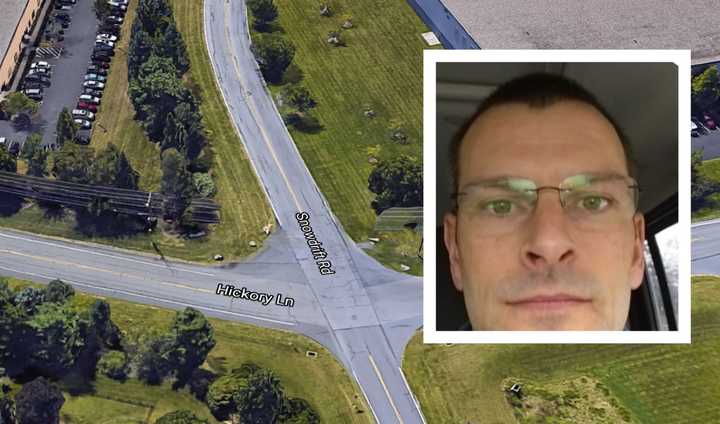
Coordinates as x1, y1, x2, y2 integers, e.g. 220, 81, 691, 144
443, 0, 720, 60
0, 0, 29, 67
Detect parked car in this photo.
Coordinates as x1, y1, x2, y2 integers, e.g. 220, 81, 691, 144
96, 33, 118, 42
79, 94, 100, 105
60, 5, 72, 11
105, 16, 124, 24
86, 65, 107, 76
23, 88, 43, 101
25, 74, 50, 86
8, 142, 20, 157
72, 109, 95, 120
83, 88, 103, 98
99, 24, 121, 35
704, 114, 716, 130
59, 0, 76, 4
84, 74, 107, 82
54, 12, 71, 22
77, 101, 98, 112
74, 134, 91, 145
83, 81, 105, 90
93, 46, 114, 56
88, 61, 110, 70
108, 2, 127, 12
28, 68, 50, 76
22, 81, 44, 90
94, 42, 114, 51
30, 61, 50, 70
73, 119, 92, 129
96, 39, 115, 48
91, 54, 111, 63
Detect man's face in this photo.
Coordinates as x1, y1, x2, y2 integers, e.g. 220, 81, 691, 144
444, 101, 645, 331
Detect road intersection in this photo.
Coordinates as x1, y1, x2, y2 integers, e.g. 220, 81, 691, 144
0, 0, 425, 422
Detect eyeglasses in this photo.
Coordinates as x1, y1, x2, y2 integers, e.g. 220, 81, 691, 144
454, 173, 640, 236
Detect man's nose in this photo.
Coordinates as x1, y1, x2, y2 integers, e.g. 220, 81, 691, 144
520, 191, 576, 272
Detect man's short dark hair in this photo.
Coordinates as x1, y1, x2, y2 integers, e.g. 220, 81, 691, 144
449, 72, 636, 208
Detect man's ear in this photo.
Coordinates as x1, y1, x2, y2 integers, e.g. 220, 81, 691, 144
444, 212, 464, 292
629, 213, 646, 290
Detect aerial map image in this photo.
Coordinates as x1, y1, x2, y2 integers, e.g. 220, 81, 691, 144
0, 0, 716, 423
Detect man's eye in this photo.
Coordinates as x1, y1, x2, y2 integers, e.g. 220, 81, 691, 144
484, 199, 515, 216
579, 195, 610, 211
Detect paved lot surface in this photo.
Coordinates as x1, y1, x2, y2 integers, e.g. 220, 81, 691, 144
692, 128, 720, 160
692, 219, 720, 275
0, 0, 99, 149
442, 0, 720, 59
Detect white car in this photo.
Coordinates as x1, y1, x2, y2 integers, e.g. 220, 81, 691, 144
30, 61, 50, 70
78, 94, 100, 104
83, 80, 105, 89
96, 39, 115, 48
73, 119, 92, 129
96, 33, 118, 42
72, 109, 95, 120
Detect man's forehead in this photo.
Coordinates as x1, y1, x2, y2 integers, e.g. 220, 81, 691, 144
459, 101, 628, 180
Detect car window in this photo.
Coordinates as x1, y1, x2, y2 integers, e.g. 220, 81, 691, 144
656, 223, 679, 319
643, 241, 669, 330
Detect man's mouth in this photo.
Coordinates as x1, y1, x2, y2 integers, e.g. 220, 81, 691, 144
506, 294, 591, 311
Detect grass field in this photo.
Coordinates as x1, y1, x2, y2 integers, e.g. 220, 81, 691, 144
5, 277, 371, 423
693, 158, 720, 222
257, 0, 435, 274
403, 276, 720, 424
0, 0, 275, 264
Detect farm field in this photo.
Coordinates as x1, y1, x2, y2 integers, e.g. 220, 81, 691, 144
403, 276, 720, 423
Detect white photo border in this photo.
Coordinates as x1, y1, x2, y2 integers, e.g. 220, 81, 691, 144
423, 49, 691, 344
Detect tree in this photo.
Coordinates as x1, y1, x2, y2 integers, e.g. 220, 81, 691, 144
91, 145, 139, 189
136, 0, 172, 34
56, 108, 78, 146
160, 21, 189, 74
233, 368, 284, 424
89, 300, 121, 349
14, 377, 64, 424
692, 65, 720, 111
128, 21, 154, 81
247, 0, 278, 31
160, 148, 194, 223
128, 55, 193, 141
692, 149, 719, 210
51, 142, 94, 183
0, 282, 28, 377
21, 133, 47, 177
13, 287, 45, 316
207, 373, 244, 420
279, 397, 320, 424
44, 279, 74, 304
96, 350, 129, 380
192, 173, 216, 198
25, 303, 88, 377
0, 145, 16, 173
252, 34, 295, 84
3, 92, 38, 116
368, 155, 422, 214
163, 101, 205, 160
155, 410, 209, 424
167, 308, 215, 384
0, 388, 14, 424
135, 332, 174, 385
283, 85, 315, 112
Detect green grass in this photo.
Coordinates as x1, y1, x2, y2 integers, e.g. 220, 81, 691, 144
254, 0, 437, 275
0, 0, 275, 264
693, 158, 720, 222
4, 277, 371, 424
402, 276, 720, 424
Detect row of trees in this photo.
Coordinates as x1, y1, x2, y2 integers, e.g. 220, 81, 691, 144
0, 92, 39, 131
127, 0, 214, 225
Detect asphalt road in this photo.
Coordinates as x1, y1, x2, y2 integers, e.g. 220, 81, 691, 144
691, 218, 720, 275
203, 1, 423, 422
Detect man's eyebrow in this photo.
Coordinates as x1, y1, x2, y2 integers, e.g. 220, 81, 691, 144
458, 176, 527, 192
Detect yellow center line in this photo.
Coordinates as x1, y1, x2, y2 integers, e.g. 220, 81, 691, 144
368, 354, 404, 424
223, 3, 304, 213
0, 249, 214, 294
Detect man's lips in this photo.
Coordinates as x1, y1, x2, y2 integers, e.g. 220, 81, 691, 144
506, 294, 591, 311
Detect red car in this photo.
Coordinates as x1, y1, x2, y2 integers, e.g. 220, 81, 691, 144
704, 114, 717, 130
77, 101, 98, 113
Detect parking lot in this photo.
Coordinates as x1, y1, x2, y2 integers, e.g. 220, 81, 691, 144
0, 0, 112, 150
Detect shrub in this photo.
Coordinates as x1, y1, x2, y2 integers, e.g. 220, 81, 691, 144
96, 350, 128, 381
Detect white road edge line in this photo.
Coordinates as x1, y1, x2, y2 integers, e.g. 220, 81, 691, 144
0, 232, 216, 277
352, 368, 380, 424
0, 265, 296, 326
398, 367, 427, 424
368, 354, 404, 424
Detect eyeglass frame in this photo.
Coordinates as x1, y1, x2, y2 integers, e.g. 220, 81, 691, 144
450, 173, 642, 218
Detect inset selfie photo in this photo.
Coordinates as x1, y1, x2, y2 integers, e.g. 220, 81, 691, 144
423, 50, 690, 343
